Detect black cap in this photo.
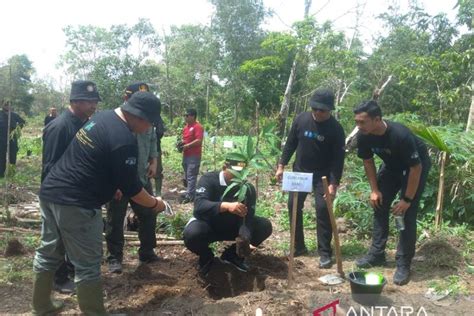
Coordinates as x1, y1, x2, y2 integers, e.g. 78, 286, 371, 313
309, 88, 335, 111
225, 154, 247, 171
70, 80, 101, 102
125, 82, 150, 98
185, 108, 197, 117
121, 91, 161, 125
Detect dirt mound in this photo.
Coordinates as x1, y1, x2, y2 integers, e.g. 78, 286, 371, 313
4, 238, 26, 257
418, 238, 462, 268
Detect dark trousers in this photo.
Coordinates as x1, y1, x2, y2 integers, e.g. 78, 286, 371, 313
369, 160, 431, 265
183, 215, 272, 266
288, 180, 333, 257
54, 255, 75, 284
105, 181, 157, 262
0, 141, 18, 177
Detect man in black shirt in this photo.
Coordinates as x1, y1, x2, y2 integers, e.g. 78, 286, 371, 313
353, 100, 431, 285
0, 100, 25, 177
183, 157, 272, 277
41, 80, 101, 294
44, 107, 58, 126
32, 91, 168, 315
276, 88, 345, 269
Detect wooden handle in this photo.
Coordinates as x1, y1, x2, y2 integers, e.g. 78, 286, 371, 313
322, 177, 344, 278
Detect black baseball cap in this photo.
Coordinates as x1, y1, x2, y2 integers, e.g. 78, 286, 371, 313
309, 88, 335, 111
125, 82, 150, 98
225, 154, 247, 171
185, 108, 197, 117
121, 91, 161, 125
70, 80, 101, 102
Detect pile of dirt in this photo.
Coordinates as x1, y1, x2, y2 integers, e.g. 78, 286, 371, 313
418, 237, 462, 268
4, 238, 26, 257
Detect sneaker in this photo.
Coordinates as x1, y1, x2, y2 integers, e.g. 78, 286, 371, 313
139, 253, 160, 264
294, 247, 309, 257
355, 254, 386, 268
53, 278, 75, 294
181, 195, 194, 204
221, 250, 250, 272
198, 257, 214, 278
393, 264, 410, 285
108, 259, 123, 274
319, 255, 333, 269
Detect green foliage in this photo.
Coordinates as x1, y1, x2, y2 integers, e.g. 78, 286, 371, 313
341, 239, 367, 257
158, 211, 190, 240
428, 275, 469, 298
0, 55, 34, 114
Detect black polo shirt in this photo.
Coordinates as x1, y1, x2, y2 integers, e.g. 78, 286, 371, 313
41, 109, 84, 182
40, 110, 143, 209
357, 120, 429, 172
279, 112, 346, 185
0, 110, 25, 145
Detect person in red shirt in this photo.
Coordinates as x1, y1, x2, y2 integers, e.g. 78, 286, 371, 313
181, 108, 204, 203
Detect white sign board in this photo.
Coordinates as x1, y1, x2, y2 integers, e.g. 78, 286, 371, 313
282, 172, 313, 192
223, 140, 234, 148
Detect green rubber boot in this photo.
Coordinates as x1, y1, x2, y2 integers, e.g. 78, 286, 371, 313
76, 280, 107, 315
32, 271, 64, 315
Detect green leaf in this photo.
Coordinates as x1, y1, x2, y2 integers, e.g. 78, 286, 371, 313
228, 169, 244, 180
222, 182, 239, 199
246, 135, 254, 159
412, 125, 451, 153
226, 152, 248, 162
237, 183, 249, 202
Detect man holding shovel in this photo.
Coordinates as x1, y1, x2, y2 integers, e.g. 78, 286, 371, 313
183, 156, 272, 277
276, 88, 346, 269
353, 100, 431, 285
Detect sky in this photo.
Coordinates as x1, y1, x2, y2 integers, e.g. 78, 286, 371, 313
0, 0, 460, 87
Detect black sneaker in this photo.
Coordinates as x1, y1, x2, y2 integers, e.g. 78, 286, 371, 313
108, 259, 123, 274
53, 278, 75, 294
319, 255, 333, 269
355, 254, 386, 268
198, 257, 214, 278
393, 264, 410, 285
221, 251, 250, 272
139, 253, 160, 264
181, 195, 194, 204
294, 247, 308, 257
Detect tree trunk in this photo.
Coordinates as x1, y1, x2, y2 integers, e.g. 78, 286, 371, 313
435, 151, 448, 229
466, 82, 474, 132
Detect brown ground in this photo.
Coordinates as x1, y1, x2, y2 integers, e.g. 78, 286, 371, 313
0, 176, 473, 315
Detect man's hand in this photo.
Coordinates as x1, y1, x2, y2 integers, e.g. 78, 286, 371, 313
147, 159, 157, 178
275, 165, 285, 182
392, 200, 410, 216
326, 184, 338, 200
370, 190, 383, 209
114, 189, 123, 200
224, 202, 248, 217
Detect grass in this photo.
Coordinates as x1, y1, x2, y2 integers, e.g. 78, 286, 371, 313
341, 239, 367, 257
428, 275, 469, 298
0, 256, 34, 284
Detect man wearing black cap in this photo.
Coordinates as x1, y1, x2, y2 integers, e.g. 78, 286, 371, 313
105, 82, 161, 274
181, 108, 204, 203
0, 99, 25, 177
275, 88, 345, 269
183, 156, 272, 277
32, 91, 169, 315
353, 100, 431, 285
41, 80, 101, 294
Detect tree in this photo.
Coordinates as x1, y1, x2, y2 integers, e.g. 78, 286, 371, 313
0, 55, 35, 114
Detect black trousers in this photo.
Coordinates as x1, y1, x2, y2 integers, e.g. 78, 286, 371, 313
183, 215, 272, 266
0, 140, 18, 177
287, 179, 333, 257
105, 181, 157, 262
369, 160, 431, 265
54, 255, 75, 284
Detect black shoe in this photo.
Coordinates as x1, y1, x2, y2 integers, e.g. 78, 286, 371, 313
139, 253, 160, 264
355, 254, 386, 268
393, 264, 410, 285
319, 255, 333, 269
221, 251, 250, 272
108, 259, 123, 274
198, 257, 214, 278
181, 195, 194, 204
294, 247, 308, 257
53, 278, 76, 294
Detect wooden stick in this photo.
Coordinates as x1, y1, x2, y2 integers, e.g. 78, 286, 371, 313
322, 177, 344, 278
127, 240, 184, 246
288, 191, 298, 287
435, 151, 447, 229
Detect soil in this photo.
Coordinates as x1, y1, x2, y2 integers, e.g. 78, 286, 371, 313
0, 173, 473, 315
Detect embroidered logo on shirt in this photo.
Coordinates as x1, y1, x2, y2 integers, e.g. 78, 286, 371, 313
83, 121, 96, 131
371, 147, 391, 155
411, 151, 419, 159
125, 157, 137, 165
304, 130, 325, 142
190, 127, 194, 132
196, 187, 206, 193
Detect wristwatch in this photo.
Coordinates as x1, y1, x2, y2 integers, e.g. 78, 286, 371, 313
402, 196, 413, 203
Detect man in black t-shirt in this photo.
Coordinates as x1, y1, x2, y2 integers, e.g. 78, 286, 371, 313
32, 92, 169, 316
0, 100, 25, 177
183, 157, 272, 277
353, 100, 431, 286
44, 107, 58, 126
275, 88, 345, 269
42, 80, 101, 294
